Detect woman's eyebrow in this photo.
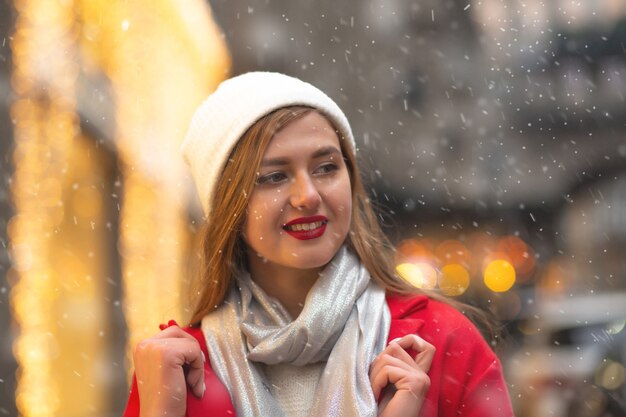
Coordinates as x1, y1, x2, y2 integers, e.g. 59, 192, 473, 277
261, 146, 341, 167
312, 146, 341, 158
261, 157, 289, 167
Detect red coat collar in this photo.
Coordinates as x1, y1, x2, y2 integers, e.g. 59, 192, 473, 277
385, 293, 428, 342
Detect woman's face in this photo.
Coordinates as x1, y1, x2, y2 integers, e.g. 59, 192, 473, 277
243, 111, 352, 272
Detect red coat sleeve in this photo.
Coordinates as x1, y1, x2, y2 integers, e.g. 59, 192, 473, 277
122, 326, 236, 417
439, 324, 513, 416
416, 300, 515, 417
123, 373, 140, 417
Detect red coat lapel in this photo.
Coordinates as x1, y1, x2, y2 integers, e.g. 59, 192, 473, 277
386, 293, 428, 343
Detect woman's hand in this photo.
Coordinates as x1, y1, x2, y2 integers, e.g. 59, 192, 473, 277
369, 334, 435, 417
133, 321, 206, 417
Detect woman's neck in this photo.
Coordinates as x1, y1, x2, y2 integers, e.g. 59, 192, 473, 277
246, 255, 322, 319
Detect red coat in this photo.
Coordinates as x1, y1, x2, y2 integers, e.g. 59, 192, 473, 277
124, 294, 514, 417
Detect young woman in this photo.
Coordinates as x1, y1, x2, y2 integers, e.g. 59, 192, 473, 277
123, 72, 515, 417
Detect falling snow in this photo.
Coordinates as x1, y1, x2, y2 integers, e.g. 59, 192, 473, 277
0, 0, 624, 416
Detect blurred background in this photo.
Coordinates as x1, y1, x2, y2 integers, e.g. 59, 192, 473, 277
0, 0, 625, 416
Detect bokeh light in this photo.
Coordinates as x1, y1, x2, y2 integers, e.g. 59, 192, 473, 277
484, 259, 516, 292
438, 263, 470, 296
435, 239, 472, 269
483, 251, 513, 270
6, 1, 231, 415
395, 238, 435, 264
497, 236, 536, 281
396, 262, 437, 290
71, 186, 102, 218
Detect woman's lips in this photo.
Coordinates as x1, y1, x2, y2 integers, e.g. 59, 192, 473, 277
283, 216, 328, 240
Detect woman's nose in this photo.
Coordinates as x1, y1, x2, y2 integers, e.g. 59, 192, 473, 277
289, 174, 321, 210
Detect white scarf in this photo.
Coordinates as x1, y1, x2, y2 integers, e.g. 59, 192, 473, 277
201, 246, 391, 416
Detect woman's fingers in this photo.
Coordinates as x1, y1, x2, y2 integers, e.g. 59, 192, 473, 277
369, 334, 436, 403
185, 346, 206, 399
370, 355, 417, 399
134, 326, 206, 400
379, 341, 417, 367
369, 349, 414, 388
390, 334, 436, 372
371, 361, 431, 401
160, 329, 206, 399
370, 363, 400, 399
370, 335, 434, 381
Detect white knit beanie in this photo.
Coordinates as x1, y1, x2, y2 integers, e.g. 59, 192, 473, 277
181, 71, 356, 217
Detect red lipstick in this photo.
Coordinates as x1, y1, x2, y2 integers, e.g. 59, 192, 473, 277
283, 215, 328, 240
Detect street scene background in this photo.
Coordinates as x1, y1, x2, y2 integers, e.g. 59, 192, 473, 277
1, 0, 625, 416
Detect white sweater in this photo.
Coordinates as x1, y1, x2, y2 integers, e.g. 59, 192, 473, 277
262, 362, 325, 417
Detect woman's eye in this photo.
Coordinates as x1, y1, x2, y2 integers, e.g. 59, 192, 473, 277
257, 172, 287, 185
315, 163, 339, 175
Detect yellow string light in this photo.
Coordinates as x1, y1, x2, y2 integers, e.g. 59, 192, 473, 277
9, 0, 78, 415
75, 0, 230, 374
10, 0, 230, 415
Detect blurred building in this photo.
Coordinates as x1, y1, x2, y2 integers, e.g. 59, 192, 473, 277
208, 0, 626, 416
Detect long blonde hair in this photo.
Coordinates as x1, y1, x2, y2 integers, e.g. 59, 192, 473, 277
187, 106, 496, 341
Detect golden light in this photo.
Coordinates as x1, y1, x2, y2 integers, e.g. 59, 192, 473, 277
483, 259, 516, 292
9, 0, 79, 413
396, 262, 438, 289
395, 238, 435, 264
435, 239, 472, 269
497, 235, 536, 281
8, 0, 230, 415
75, 0, 231, 380
71, 186, 103, 218
438, 263, 470, 296
482, 251, 513, 283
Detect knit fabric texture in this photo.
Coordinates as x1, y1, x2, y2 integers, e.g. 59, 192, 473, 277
261, 362, 324, 417
180, 71, 356, 216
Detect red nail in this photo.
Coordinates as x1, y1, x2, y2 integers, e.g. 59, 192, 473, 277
168, 319, 179, 327
159, 323, 167, 330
